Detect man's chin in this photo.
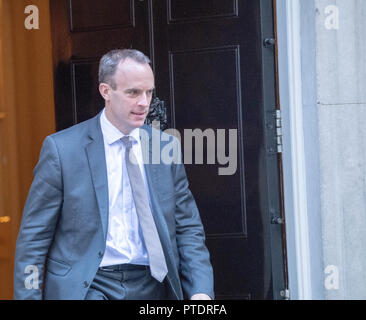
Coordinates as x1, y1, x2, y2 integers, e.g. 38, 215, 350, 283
136, 120, 146, 128
129, 120, 146, 130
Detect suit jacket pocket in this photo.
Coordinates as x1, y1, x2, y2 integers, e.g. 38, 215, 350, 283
46, 257, 72, 276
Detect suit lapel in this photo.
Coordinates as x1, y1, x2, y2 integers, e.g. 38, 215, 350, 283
140, 125, 161, 223
85, 113, 109, 240
140, 125, 173, 249
140, 125, 182, 299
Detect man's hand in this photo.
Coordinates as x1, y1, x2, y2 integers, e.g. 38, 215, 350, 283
190, 293, 212, 300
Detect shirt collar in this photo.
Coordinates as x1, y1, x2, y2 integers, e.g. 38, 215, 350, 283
100, 108, 140, 145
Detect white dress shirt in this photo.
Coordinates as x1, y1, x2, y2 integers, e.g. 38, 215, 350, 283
99, 108, 150, 267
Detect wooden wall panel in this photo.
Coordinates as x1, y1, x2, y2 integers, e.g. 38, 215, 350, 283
0, 0, 55, 299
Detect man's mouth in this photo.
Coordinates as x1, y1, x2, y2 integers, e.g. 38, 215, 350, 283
131, 111, 147, 116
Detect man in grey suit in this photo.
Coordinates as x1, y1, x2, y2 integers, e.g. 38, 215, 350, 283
13, 49, 214, 300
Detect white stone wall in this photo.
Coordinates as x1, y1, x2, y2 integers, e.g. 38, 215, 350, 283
315, 0, 366, 299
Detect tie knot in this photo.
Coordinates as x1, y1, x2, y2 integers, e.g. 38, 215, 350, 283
121, 136, 135, 150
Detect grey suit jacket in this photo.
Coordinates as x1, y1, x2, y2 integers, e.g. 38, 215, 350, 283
13, 112, 214, 300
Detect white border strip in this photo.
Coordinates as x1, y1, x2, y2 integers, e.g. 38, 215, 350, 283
284, 0, 312, 299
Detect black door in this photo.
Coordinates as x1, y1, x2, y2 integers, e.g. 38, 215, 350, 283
50, 0, 152, 130
50, 0, 287, 299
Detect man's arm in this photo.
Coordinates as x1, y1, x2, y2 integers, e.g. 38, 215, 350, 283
14, 136, 63, 300
172, 137, 214, 300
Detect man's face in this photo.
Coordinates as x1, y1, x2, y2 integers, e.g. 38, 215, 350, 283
101, 58, 155, 134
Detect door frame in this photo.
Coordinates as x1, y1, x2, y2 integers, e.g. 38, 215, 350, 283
258, 0, 289, 300
275, 0, 324, 300
275, 0, 312, 300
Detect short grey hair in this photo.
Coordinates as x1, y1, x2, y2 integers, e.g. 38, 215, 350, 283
98, 49, 151, 89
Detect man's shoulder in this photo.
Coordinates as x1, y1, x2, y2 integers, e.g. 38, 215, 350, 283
48, 113, 100, 145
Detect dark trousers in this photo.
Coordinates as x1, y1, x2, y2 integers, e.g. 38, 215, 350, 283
85, 264, 168, 300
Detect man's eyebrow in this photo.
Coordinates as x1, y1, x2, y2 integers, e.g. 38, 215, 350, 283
125, 87, 155, 91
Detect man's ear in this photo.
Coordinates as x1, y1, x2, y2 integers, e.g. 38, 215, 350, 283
99, 83, 111, 101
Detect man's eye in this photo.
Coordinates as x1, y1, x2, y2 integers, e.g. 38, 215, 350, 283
128, 90, 139, 95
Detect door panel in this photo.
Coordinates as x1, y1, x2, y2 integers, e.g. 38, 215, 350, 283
168, 0, 237, 21
69, 0, 135, 32
50, 0, 151, 130
152, 0, 285, 299
169, 46, 246, 237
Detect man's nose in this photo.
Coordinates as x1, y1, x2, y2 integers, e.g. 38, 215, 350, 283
138, 93, 150, 107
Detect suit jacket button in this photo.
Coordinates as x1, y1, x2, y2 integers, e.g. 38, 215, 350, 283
83, 281, 89, 288
98, 251, 103, 258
